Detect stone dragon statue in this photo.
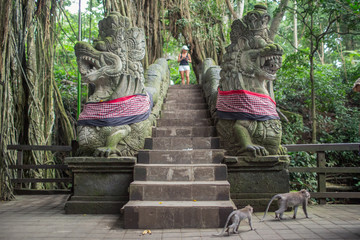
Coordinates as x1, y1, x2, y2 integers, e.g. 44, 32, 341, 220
74, 12, 169, 157
201, 4, 287, 158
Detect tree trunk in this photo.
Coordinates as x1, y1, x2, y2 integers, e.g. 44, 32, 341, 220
89, 0, 93, 43
294, 0, 298, 52
237, 0, 245, 19
309, 6, 316, 144
0, 0, 26, 199
0, 0, 17, 200
336, 20, 348, 82
317, 41, 325, 64
269, 0, 289, 41
0, 0, 75, 197
316, 23, 325, 64
225, 0, 238, 20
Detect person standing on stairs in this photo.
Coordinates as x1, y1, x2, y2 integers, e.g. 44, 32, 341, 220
178, 45, 192, 85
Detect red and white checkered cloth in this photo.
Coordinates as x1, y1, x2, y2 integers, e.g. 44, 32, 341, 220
216, 89, 279, 118
79, 93, 151, 121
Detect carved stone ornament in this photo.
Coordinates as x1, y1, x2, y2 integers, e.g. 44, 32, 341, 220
74, 12, 168, 157
216, 3, 287, 157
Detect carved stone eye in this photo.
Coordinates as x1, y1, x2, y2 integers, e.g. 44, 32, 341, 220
249, 13, 258, 22
262, 15, 270, 24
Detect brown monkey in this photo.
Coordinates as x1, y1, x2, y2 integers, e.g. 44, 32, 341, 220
261, 189, 310, 221
214, 205, 254, 236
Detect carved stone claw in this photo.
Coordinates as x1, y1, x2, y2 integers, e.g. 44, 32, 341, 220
94, 147, 121, 157
277, 145, 288, 155
246, 144, 269, 157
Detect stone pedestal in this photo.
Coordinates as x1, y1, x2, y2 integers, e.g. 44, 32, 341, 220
64, 157, 135, 214
225, 155, 290, 211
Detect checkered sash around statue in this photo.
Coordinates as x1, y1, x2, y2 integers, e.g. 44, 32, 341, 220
216, 89, 279, 121
78, 93, 153, 127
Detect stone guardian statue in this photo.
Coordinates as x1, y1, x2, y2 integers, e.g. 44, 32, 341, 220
74, 12, 168, 157
216, 3, 287, 159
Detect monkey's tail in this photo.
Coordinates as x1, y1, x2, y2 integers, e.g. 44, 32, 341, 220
260, 194, 280, 222
212, 211, 236, 236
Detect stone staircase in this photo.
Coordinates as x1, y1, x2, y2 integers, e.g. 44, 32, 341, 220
123, 85, 235, 229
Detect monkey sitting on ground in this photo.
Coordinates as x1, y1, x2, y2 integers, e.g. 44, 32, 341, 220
261, 189, 310, 221
214, 205, 254, 236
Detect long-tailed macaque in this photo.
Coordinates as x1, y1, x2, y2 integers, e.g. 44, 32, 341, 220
261, 189, 310, 221
214, 205, 254, 236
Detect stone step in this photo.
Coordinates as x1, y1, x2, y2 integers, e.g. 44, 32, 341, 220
123, 200, 235, 228
163, 103, 208, 110
152, 126, 216, 137
168, 85, 202, 90
144, 137, 219, 150
165, 95, 205, 102
134, 164, 227, 182
138, 149, 224, 164
161, 109, 210, 119
129, 181, 230, 201
167, 88, 203, 93
166, 92, 203, 98
168, 84, 202, 89
164, 98, 206, 104
156, 118, 213, 127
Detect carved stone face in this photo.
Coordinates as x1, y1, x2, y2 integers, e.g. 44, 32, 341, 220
235, 41, 283, 81
74, 12, 147, 102
75, 42, 123, 83
255, 43, 283, 81
221, 3, 284, 88
75, 12, 146, 84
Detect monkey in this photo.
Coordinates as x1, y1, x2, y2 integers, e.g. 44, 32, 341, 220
261, 189, 310, 221
214, 205, 254, 236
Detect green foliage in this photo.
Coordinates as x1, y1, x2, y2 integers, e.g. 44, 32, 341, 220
289, 152, 318, 192
275, 51, 310, 113
54, 0, 105, 119
281, 110, 305, 144
168, 60, 180, 84
274, 0, 360, 193
354, 177, 360, 191
277, 49, 360, 190
276, 49, 360, 140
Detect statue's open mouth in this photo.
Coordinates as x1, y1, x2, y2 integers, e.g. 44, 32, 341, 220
260, 55, 282, 75
78, 56, 101, 77
75, 42, 123, 82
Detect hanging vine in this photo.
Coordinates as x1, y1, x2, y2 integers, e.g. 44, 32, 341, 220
104, 0, 227, 79
0, 0, 75, 199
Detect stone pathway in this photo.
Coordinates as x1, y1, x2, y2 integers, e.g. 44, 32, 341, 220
1, 195, 360, 240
